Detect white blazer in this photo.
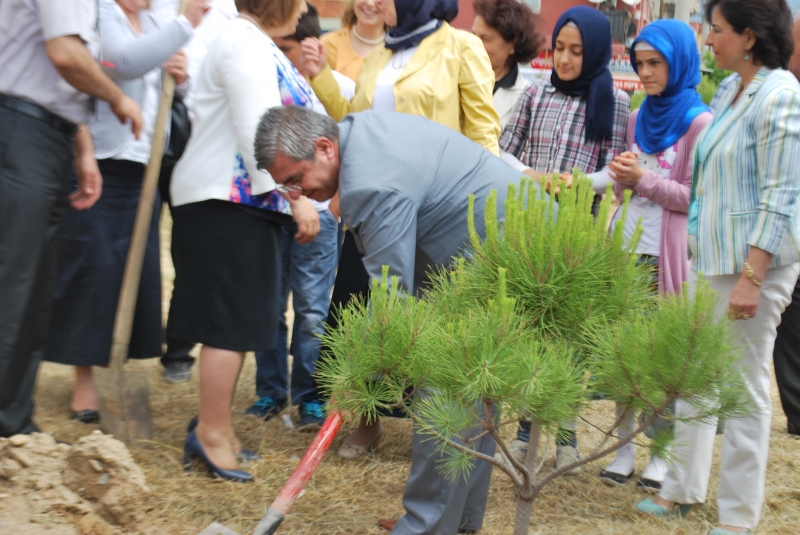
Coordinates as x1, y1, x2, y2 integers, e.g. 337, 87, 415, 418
492, 68, 529, 130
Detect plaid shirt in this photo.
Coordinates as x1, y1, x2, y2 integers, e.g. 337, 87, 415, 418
499, 79, 629, 174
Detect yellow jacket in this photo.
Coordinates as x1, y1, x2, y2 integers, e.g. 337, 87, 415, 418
311, 22, 500, 155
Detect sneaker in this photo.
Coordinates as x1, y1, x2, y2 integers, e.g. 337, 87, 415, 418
556, 444, 583, 474
297, 402, 326, 432
245, 397, 286, 421
163, 361, 192, 383
495, 438, 528, 465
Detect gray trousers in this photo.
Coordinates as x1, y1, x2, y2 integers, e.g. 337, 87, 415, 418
0, 106, 72, 437
393, 391, 496, 535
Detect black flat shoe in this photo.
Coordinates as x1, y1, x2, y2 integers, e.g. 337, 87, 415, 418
70, 410, 100, 424
637, 477, 663, 493
183, 430, 254, 482
599, 469, 634, 487
187, 416, 261, 462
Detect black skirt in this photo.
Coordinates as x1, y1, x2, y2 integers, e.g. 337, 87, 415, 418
169, 200, 281, 352
45, 159, 162, 366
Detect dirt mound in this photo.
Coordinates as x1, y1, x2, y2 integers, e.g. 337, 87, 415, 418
0, 431, 151, 535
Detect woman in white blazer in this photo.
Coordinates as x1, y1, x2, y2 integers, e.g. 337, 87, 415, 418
471, 0, 543, 129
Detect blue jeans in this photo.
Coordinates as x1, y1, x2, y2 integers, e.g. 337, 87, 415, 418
254, 210, 338, 405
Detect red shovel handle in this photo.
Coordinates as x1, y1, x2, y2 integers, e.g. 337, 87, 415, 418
252, 412, 344, 535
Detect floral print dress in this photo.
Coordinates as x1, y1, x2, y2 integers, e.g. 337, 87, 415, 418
229, 41, 315, 215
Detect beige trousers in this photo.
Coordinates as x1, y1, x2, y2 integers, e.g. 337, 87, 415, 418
660, 262, 800, 529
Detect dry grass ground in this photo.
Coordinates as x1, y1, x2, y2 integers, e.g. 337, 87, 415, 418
29, 213, 800, 535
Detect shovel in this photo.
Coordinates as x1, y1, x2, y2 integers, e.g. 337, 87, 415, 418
199, 412, 344, 535
95, 0, 190, 444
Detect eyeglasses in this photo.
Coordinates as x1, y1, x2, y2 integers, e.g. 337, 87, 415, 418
275, 182, 303, 194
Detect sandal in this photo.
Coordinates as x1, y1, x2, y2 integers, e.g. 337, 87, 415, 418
337, 423, 383, 460
637, 498, 692, 517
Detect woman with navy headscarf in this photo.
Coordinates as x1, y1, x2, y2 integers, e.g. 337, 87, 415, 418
498, 5, 630, 473
590, 19, 712, 493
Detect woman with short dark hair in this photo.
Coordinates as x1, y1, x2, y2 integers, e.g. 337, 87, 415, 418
471, 0, 544, 128
636, 1, 800, 533
169, 0, 314, 483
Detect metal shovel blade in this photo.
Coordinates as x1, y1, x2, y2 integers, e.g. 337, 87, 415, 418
94, 363, 153, 444
198, 522, 240, 535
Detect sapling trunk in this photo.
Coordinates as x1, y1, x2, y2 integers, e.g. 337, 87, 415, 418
512, 422, 541, 535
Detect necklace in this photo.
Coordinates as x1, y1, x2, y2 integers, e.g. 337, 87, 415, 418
238, 13, 268, 37
352, 26, 385, 45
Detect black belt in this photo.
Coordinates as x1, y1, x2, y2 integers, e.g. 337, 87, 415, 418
0, 94, 79, 137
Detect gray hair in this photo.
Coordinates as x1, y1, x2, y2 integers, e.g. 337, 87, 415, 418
254, 106, 339, 170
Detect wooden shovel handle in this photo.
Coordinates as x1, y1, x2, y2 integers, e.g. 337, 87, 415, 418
108, 0, 191, 373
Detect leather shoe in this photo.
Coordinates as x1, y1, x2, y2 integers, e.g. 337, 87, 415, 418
378, 519, 397, 531
70, 410, 100, 424
187, 416, 261, 462
183, 430, 253, 482
599, 469, 633, 487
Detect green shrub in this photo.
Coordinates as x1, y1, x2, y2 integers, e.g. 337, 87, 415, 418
630, 90, 646, 111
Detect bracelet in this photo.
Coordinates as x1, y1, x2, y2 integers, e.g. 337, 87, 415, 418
743, 261, 762, 287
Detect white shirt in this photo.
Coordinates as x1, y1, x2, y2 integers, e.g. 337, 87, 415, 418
609, 142, 678, 256
115, 68, 161, 163
372, 46, 418, 112
0, 0, 99, 124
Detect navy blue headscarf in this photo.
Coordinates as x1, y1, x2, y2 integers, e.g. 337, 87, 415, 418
631, 20, 709, 155
385, 0, 458, 51
550, 6, 614, 142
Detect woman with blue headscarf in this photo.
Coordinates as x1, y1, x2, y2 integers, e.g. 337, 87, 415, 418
592, 19, 712, 493
498, 5, 630, 473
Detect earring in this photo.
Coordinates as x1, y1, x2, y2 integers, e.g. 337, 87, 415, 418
744, 53, 750, 60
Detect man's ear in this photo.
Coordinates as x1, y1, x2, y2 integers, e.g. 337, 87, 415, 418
315, 137, 336, 160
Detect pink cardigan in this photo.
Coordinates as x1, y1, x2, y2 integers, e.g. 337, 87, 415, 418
614, 110, 712, 295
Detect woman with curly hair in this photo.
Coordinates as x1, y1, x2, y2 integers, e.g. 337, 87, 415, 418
472, 0, 544, 128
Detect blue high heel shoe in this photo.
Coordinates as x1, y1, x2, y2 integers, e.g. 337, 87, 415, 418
187, 416, 261, 462
637, 498, 692, 517
183, 430, 254, 482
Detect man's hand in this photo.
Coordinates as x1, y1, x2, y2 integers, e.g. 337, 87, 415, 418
609, 151, 644, 186
300, 37, 327, 79
290, 196, 321, 244
70, 125, 102, 210
110, 94, 143, 139
45, 35, 143, 138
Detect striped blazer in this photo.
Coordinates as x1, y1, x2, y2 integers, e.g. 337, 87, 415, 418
691, 67, 800, 276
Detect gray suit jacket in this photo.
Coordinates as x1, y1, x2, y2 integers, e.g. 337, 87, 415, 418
338, 111, 538, 294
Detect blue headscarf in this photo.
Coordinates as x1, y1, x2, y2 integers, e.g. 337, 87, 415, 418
385, 0, 458, 51
550, 6, 614, 142
631, 20, 709, 155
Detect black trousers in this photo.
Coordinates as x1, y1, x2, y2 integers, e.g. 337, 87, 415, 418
158, 162, 195, 367
0, 106, 72, 437
774, 274, 800, 435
